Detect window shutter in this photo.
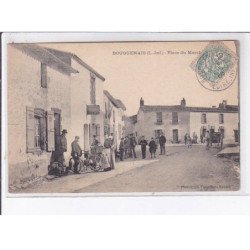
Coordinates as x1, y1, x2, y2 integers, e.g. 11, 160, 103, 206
46, 110, 55, 151
26, 106, 35, 153
96, 124, 101, 142
40, 114, 46, 150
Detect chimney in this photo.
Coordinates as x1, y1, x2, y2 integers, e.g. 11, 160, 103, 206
222, 100, 227, 109
140, 97, 144, 107
181, 98, 186, 107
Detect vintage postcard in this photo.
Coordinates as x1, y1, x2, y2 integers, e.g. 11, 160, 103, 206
5, 39, 240, 195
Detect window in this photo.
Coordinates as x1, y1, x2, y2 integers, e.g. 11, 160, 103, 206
219, 114, 224, 124
172, 112, 178, 124
90, 73, 96, 104
34, 116, 42, 148
41, 63, 47, 88
201, 113, 207, 124
156, 112, 163, 124
26, 107, 47, 152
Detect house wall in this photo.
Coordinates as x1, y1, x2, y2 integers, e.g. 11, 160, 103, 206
190, 112, 239, 143
135, 109, 190, 143
103, 94, 125, 149
8, 46, 71, 185
70, 59, 105, 151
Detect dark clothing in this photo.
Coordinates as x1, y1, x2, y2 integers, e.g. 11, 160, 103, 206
149, 140, 157, 158
59, 135, 67, 153
149, 140, 157, 153
104, 138, 113, 148
56, 134, 67, 166
71, 140, 82, 157
159, 135, 166, 145
159, 135, 166, 155
124, 138, 130, 158
130, 136, 137, 147
129, 136, 137, 158
119, 140, 125, 161
160, 144, 166, 155
139, 139, 148, 159
92, 138, 99, 147
184, 134, 188, 145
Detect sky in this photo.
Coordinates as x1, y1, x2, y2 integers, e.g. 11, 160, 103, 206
42, 41, 238, 116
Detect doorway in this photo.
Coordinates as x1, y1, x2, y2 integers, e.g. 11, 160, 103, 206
172, 129, 179, 143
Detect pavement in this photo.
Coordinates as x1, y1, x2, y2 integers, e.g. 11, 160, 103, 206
12, 155, 158, 193
217, 146, 240, 156
11, 144, 240, 194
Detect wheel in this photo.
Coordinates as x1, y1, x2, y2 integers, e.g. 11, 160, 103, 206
90, 155, 102, 171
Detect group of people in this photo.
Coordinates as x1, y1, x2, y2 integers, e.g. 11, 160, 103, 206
118, 134, 137, 161
184, 132, 198, 148
51, 129, 116, 175
118, 133, 167, 160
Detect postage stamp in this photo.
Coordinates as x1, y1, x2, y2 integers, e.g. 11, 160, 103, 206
190, 41, 238, 91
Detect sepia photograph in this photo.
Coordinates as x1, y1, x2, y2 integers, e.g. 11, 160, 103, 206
6, 40, 240, 194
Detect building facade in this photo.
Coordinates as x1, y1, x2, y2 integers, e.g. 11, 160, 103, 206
103, 90, 126, 149
8, 44, 105, 186
129, 98, 239, 144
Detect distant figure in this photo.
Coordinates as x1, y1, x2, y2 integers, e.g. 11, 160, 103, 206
206, 131, 211, 150
119, 138, 125, 161
139, 136, 148, 159
124, 136, 130, 158
129, 134, 137, 158
149, 137, 157, 158
71, 136, 83, 173
193, 132, 198, 144
187, 134, 192, 148
184, 133, 188, 145
200, 134, 204, 144
104, 134, 116, 169
159, 133, 166, 155
92, 135, 99, 146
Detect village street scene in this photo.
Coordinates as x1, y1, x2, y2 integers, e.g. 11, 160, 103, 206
7, 41, 240, 194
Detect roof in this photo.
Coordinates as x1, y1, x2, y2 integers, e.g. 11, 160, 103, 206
104, 90, 126, 110
12, 44, 79, 75
140, 105, 238, 113
128, 115, 137, 123
45, 47, 105, 81
12, 44, 105, 80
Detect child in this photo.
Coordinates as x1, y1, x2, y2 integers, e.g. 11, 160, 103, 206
149, 137, 157, 158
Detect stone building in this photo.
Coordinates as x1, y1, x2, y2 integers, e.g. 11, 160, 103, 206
103, 90, 126, 149
128, 98, 239, 144
8, 44, 105, 186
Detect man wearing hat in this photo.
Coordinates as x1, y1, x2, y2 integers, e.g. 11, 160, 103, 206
57, 129, 68, 168
71, 136, 83, 173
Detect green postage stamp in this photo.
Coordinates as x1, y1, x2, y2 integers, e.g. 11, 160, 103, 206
191, 41, 238, 91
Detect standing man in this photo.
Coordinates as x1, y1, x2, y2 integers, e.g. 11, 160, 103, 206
57, 129, 68, 170
206, 130, 210, 150
139, 136, 148, 159
129, 133, 137, 158
184, 133, 188, 145
159, 133, 167, 155
149, 137, 157, 158
119, 137, 125, 161
124, 136, 130, 159
71, 136, 83, 173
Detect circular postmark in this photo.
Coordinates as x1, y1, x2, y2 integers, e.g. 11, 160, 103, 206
191, 42, 238, 91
